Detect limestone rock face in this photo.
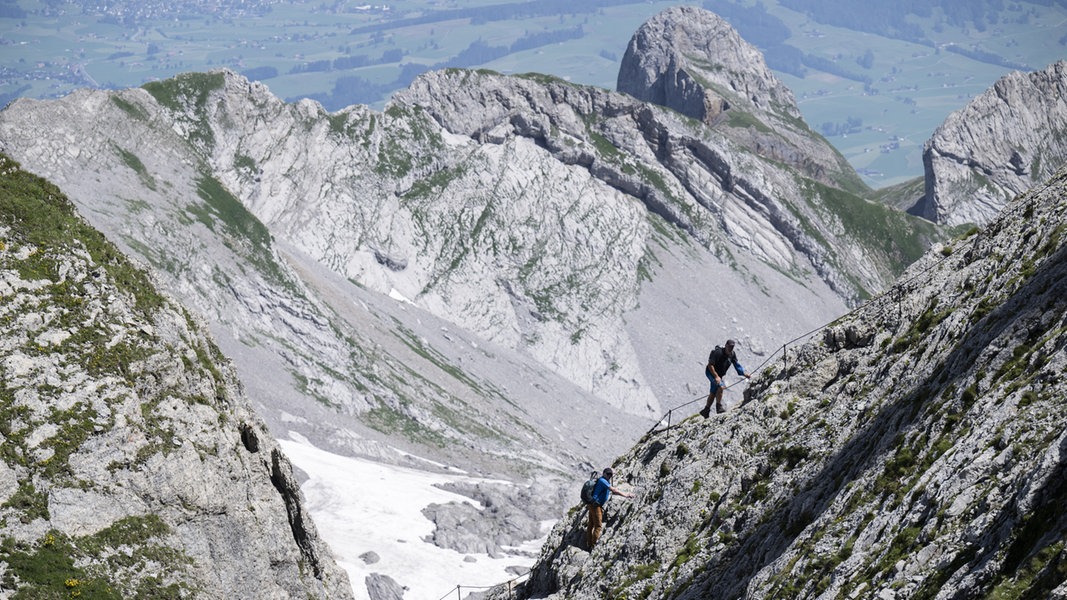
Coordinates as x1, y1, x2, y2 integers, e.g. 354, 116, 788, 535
0, 154, 351, 598
616, 6, 860, 190
498, 166, 1067, 599
618, 6, 796, 123
920, 60, 1067, 226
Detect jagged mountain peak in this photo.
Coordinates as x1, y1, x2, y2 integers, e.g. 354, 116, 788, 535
616, 6, 863, 192
617, 6, 799, 122
505, 165, 1067, 598
920, 59, 1067, 227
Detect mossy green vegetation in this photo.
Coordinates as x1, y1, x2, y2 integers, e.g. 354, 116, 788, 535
0, 153, 164, 315
1, 483, 50, 524
610, 561, 661, 599
403, 164, 468, 201
326, 112, 351, 137
394, 325, 488, 398
375, 135, 414, 178
989, 540, 1066, 600
0, 520, 192, 600
0, 531, 121, 600
0, 153, 225, 591
110, 95, 149, 121
724, 108, 774, 134
233, 153, 257, 175
670, 534, 701, 570
114, 145, 157, 190
870, 175, 925, 212
186, 172, 298, 290
890, 297, 952, 354
802, 178, 940, 275
192, 174, 271, 249
142, 71, 225, 151
769, 445, 811, 471
373, 105, 443, 178
365, 403, 448, 447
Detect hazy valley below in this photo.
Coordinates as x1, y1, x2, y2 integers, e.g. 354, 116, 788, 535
2, 0, 1067, 187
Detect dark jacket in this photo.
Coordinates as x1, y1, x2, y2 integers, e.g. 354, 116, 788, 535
707, 346, 745, 378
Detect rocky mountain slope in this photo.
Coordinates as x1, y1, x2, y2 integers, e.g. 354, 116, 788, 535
0, 7, 939, 483
918, 60, 1067, 227
506, 165, 1067, 599
0, 153, 351, 598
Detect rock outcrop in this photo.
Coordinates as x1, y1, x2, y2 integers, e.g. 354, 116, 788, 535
0, 154, 351, 597
919, 60, 1067, 226
616, 6, 863, 192
500, 165, 1067, 598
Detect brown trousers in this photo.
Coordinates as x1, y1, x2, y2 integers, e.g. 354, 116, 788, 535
585, 503, 603, 549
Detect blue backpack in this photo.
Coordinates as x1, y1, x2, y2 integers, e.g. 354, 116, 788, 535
580, 471, 599, 504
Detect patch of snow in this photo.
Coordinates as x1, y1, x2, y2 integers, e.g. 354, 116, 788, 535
280, 434, 539, 600
388, 288, 414, 304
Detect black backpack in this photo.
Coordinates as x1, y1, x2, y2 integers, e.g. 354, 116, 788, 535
708, 346, 731, 375
580, 471, 599, 504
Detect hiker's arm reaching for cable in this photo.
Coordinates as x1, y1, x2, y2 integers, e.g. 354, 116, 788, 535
737, 363, 751, 379
731, 357, 751, 379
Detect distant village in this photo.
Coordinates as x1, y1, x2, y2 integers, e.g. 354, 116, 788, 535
37, 0, 280, 23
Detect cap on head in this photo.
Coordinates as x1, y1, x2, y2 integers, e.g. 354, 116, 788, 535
726, 339, 736, 349
603, 467, 614, 479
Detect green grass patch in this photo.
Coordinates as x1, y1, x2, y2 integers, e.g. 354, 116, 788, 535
110, 95, 149, 121
0, 532, 121, 600
670, 534, 701, 570
724, 108, 774, 134
890, 297, 952, 354
770, 445, 811, 471
1, 483, 50, 524
803, 178, 940, 274
114, 145, 157, 190
192, 175, 271, 249
610, 561, 662, 598
0, 153, 165, 315
365, 403, 448, 447
0, 519, 192, 599
142, 71, 225, 151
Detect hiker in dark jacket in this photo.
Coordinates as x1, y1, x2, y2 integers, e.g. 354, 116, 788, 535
585, 468, 632, 549
699, 339, 751, 417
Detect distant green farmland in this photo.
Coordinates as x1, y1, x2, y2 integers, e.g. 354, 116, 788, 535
1, 0, 1064, 188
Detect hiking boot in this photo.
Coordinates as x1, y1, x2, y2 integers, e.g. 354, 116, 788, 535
699, 407, 710, 419
715, 403, 725, 414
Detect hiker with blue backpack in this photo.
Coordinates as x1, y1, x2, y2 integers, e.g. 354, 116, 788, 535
583, 468, 632, 549
699, 339, 751, 417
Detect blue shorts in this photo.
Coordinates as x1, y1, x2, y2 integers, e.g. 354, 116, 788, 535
706, 368, 722, 393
